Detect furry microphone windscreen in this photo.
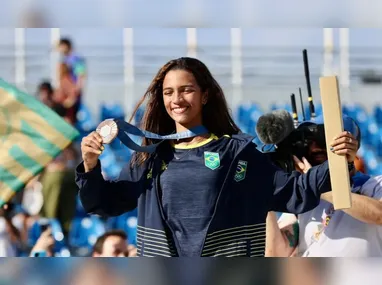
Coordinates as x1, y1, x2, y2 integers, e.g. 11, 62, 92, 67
256, 110, 295, 145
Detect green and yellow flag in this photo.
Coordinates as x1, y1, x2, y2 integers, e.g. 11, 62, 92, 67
0, 79, 79, 207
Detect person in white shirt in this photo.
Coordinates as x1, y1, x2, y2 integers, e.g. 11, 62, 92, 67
266, 114, 382, 257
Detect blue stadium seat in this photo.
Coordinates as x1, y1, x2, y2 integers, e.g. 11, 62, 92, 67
357, 117, 380, 148
113, 149, 132, 165
343, 103, 367, 116
270, 102, 291, 112
99, 146, 123, 180
237, 104, 264, 136
314, 104, 323, 116
106, 209, 138, 246
373, 105, 382, 126
365, 126, 382, 156
68, 216, 106, 256
54, 247, 71, 257
237, 122, 250, 134
237, 103, 263, 126
250, 109, 263, 123
353, 112, 370, 139
246, 114, 261, 136
303, 105, 312, 120
372, 164, 382, 176
361, 147, 380, 175
75, 103, 97, 135
376, 129, 382, 157
134, 107, 145, 125
100, 103, 125, 121
109, 139, 133, 164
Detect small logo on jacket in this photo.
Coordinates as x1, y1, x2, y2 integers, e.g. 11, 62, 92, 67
204, 152, 220, 170
234, 160, 247, 182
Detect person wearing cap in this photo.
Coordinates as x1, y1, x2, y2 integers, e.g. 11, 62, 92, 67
266, 114, 382, 257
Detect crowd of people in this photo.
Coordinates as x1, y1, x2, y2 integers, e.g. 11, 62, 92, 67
1, 36, 381, 258
0, 37, 137, 257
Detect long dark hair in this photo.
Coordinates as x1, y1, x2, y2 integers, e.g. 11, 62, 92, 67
129, 57, 241, 166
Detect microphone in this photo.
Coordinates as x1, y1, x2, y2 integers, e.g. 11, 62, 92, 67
256, 110, 295, 145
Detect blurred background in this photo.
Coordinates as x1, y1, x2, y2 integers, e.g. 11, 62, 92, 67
1, 258, 382, 285
1, 27, 382, 258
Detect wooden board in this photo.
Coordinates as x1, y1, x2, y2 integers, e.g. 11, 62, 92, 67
319, 76, 352, 209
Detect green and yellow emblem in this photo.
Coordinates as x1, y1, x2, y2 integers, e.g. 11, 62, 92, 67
204, 152, 220, 170
234, 160, 247, 182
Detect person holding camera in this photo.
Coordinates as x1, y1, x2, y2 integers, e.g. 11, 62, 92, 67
266, 115, 382, 257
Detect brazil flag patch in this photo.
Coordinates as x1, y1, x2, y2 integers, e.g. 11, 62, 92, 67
234, 160, 248, 182
204, 152, 220, 170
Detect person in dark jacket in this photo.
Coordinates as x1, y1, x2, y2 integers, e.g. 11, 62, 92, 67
76, 57, 355, 257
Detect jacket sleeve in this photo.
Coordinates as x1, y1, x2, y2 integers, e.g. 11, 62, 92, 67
255, 151, 332, 214
75, 160, 145, 217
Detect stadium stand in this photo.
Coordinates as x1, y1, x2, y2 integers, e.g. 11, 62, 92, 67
5, 99, 381, 257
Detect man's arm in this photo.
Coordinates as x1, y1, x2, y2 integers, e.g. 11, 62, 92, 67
265, 212, 299, 257
321, 191, 382, 225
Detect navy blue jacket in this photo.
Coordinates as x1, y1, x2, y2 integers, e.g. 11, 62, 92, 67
76, 134, 331, 257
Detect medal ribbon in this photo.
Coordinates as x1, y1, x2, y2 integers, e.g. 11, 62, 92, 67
102, 119, 209, 153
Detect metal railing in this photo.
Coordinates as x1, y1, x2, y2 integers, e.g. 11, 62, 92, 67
1, 28, 382, 118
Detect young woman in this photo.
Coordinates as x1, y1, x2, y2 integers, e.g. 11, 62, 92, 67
76, 57, 354, 257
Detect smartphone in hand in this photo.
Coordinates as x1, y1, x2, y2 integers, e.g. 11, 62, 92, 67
39, 219, 51, 233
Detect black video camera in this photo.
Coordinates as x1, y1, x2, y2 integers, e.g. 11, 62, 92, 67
265, 49, 328, 172
267, 123, 326, 173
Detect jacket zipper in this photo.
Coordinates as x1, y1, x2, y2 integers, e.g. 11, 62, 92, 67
198, 139, 253, 256
153, 157, 181, 256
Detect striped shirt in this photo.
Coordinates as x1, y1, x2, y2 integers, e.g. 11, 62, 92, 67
160, 134, 232, 256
